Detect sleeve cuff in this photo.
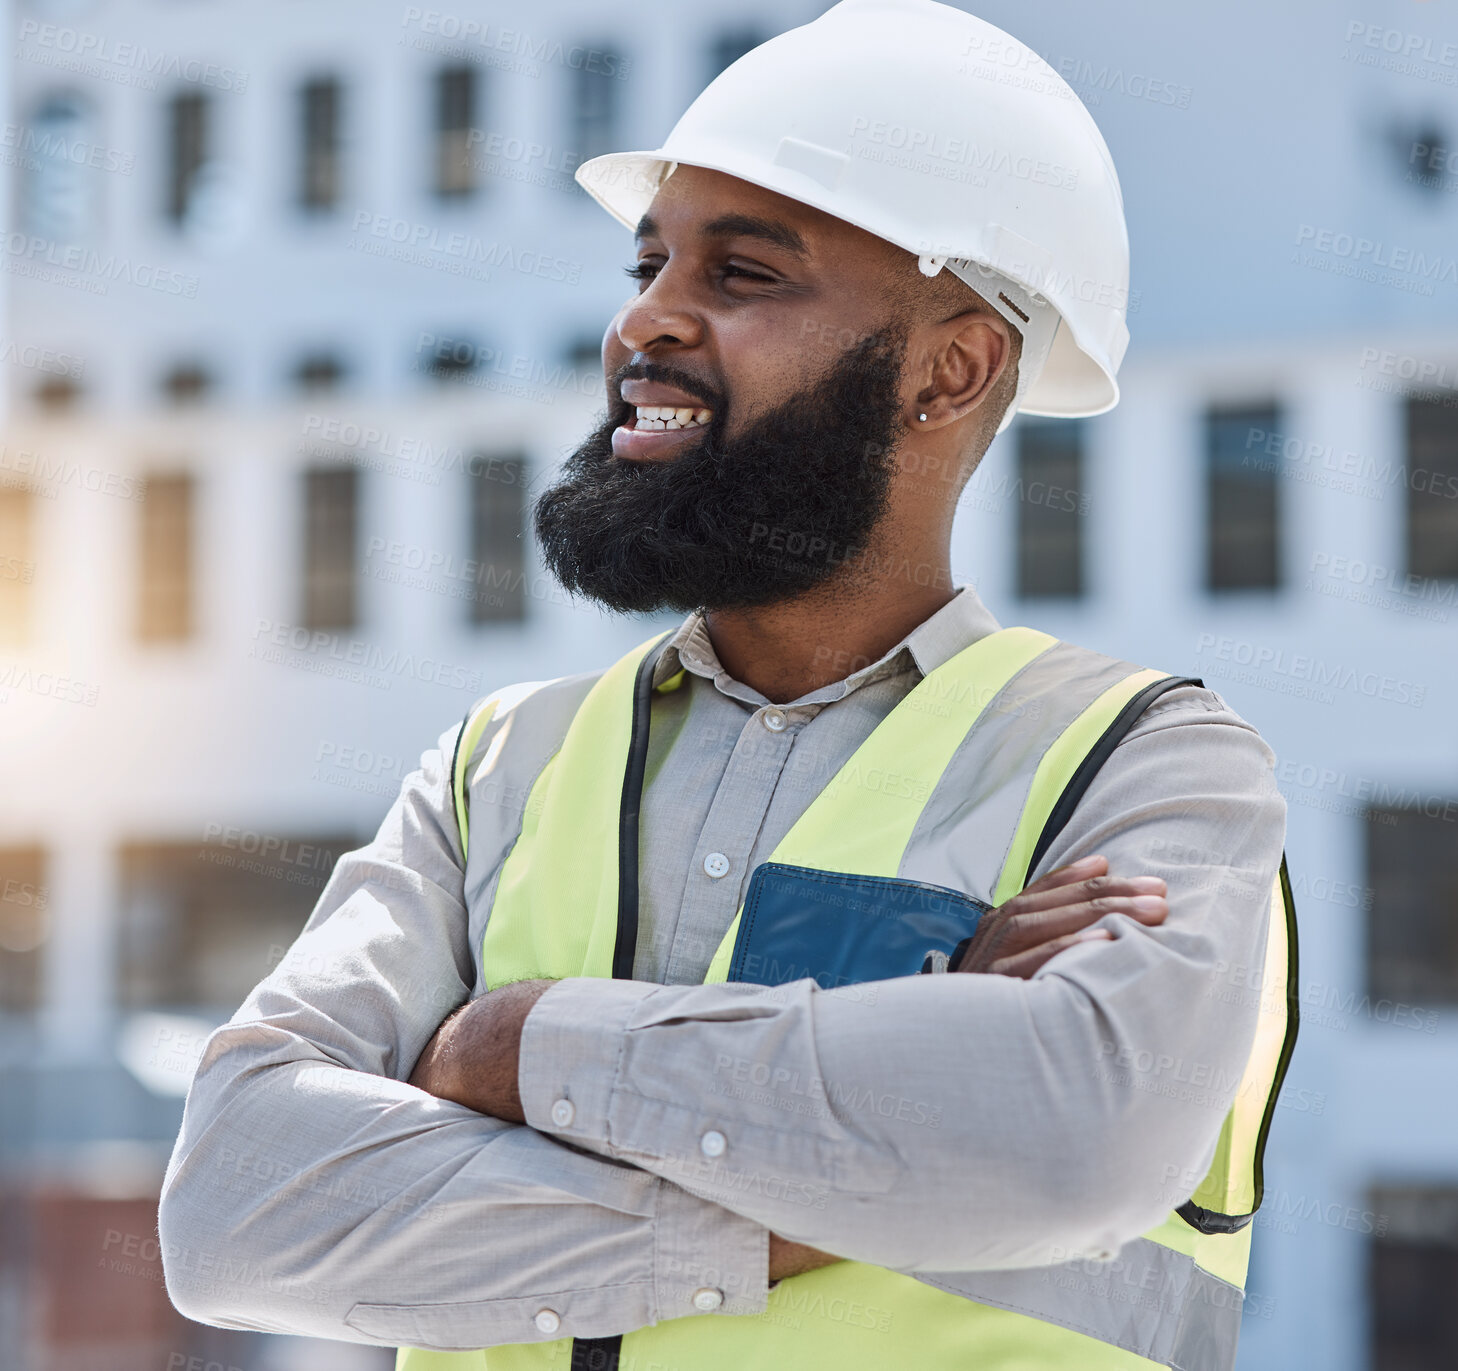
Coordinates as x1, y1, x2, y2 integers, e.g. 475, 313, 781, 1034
519, 977, 660, 1155
653, 1174, 770, 1319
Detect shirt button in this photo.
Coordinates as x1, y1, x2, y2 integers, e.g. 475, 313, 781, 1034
703, 852, 730, 879
692, 1286, 725, 1312
534, 1308, 561, 1333
762, 709, 787, 732
700, 1129, 727, 1158
550, 1099, 575, 1128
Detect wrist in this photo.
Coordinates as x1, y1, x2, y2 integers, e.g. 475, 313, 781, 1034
440, 978, 556, 1122
492, 979, 556, 1121
768, 1232, 840, 1283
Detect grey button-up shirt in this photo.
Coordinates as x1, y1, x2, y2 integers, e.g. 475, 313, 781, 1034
159, 585, 1287, 1351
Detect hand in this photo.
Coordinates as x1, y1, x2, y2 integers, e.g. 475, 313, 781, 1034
407, 978, 557, 1122
769, 1232, 842, 1283
952, 854, 1167, 978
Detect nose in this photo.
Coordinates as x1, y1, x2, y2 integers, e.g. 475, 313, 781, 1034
614, 267, 705, 355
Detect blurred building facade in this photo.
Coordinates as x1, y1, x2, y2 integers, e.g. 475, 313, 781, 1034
0, 1, 1455, 1368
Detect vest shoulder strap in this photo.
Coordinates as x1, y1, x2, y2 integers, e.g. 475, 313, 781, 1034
449, 697, 498, 862
1027, 671, 1205, 882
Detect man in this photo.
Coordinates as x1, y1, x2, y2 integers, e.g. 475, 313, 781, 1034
161, 3, 1295, 1369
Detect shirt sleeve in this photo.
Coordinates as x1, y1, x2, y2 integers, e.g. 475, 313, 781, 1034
517, 685, 1288, 1273
157, 718, 769, 1351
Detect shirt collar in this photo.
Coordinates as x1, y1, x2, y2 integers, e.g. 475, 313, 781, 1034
651, 584, 1003, 709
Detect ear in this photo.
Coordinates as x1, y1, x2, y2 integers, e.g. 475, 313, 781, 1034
912, 311, 1012, 429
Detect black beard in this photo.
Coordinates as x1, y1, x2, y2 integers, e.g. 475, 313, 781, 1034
533, 327, 908, 615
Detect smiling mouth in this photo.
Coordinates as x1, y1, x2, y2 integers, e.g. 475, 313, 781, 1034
611, 401, 717, 461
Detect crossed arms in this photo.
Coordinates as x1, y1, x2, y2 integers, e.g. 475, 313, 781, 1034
158, 694, 1285, 1350
406, 853, 1169, 1284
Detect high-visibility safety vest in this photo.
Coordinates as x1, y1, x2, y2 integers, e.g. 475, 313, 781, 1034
398, 626, 1298, 1371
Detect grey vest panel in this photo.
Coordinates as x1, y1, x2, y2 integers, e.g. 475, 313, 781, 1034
899, 639, 1141, 899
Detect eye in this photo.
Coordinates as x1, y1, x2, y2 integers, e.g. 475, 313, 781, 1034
721, 264, 776, 283
623, 260, 779, 287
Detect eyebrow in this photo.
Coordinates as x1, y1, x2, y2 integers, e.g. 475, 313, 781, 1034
634, 212, 811, 260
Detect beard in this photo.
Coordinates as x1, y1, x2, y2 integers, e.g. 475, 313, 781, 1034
533, 326, 909, 615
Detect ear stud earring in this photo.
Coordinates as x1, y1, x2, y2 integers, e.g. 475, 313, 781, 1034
918, 413, 928, 422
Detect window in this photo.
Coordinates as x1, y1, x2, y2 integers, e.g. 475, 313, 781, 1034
33, 374, 81, 413
0, 846, 47, 1014
299, 76, 343, 211
1016, 417, 1085, 599
0, 486, 35, 645
1406, 394, 1458, 580
562, 336, 605, 397
569, 47, 623, 166
24, 93, 94, 242
1392, 120, 1451, 197
468, 454, 527, 623
1205, 404, 1281, 592
1366, 803, 1458, 1004
118, 837, 355, 1012
420, 333, 481, 384
137, 473, 194, 643
707, 29, 764, 81
292, 352, 347, 392
166, 90, 209, 224
563, 336, 602, 370
1370, 1186, 1458, 1368
434, 65, 477, 199
160, 362, 212, 406
302, 466, 358, 629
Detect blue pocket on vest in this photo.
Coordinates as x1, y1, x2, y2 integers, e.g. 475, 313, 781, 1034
727, 862, 989, 989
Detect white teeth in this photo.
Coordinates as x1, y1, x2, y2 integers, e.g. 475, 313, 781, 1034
632, 403, 713, 430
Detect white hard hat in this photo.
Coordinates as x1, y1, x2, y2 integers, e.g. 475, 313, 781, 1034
575, 0, 1131, 434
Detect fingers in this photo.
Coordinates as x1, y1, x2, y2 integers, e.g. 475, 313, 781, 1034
990, 928, 1112, 979
989, 895, 1164, 960
1022, 887, 1168, 932
1018, 852, 1108, 894
953, 865, 1171, 974
1002, 870, 1168, 917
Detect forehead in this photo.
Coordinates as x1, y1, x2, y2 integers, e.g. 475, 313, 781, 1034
638, 164, 898, 268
